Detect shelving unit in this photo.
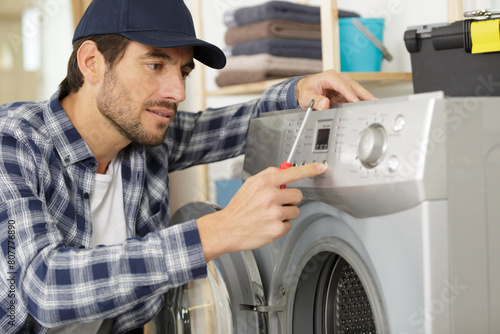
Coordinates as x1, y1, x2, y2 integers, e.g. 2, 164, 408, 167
197, 0, 419, 97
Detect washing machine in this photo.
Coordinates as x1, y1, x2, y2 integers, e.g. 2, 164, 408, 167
150, 91, 500, 334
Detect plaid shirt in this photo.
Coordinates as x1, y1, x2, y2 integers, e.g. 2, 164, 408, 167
0, 77, 300, 333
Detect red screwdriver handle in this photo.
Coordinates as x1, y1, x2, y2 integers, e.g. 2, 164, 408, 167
279, 161, 293, 189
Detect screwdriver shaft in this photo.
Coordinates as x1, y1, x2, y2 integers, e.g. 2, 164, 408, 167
286, 99, 315, 163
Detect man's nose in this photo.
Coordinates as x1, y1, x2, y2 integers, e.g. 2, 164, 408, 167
159, 70, 186, 103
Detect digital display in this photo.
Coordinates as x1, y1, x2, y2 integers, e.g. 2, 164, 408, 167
315, 128, 330, 151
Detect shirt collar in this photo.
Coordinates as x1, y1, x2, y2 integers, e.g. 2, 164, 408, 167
44, 90, 95, 166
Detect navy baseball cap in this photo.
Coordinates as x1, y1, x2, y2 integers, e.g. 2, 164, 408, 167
73, 0, 226, 69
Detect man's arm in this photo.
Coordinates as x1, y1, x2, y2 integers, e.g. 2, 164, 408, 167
0, 128, 204, 329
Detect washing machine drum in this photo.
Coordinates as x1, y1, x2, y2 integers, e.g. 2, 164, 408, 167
292, 251, 378, 333
149, 202, 266, 334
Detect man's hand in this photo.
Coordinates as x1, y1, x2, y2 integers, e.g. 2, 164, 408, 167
296, 69, 376, 110
196, 163, 326, 262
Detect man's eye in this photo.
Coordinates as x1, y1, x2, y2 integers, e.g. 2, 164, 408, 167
182, 71, 191, 79
148, 64, 162, 71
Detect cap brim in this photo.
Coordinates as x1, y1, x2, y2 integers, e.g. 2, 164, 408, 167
121, 31, 226, 69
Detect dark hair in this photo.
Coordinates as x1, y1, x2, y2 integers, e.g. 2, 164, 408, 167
59, 34, 132, 100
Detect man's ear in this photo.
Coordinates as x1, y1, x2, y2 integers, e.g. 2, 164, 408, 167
77, 40, 104, 85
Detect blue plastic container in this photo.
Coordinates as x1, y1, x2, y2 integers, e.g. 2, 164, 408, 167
216, 179, 243, 208
339, 18, 385, 72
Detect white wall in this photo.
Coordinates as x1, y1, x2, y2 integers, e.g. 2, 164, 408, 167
38, 0, 73, 100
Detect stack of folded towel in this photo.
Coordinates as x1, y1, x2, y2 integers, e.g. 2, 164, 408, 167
216, 1, 359, 87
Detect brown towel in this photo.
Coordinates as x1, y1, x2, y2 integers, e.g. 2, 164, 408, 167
225, 20, 321, 46
215, 54, 323, 87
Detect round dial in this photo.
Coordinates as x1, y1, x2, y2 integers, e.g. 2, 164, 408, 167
358, 124, 387, 167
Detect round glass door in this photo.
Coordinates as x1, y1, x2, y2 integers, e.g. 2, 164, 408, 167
151, 260, 232, 333
150, 202, 267, 334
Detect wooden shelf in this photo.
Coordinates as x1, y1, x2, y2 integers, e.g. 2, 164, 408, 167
347, 72, 413, 88
207, 72, 412, 96
207, 78, 290, 96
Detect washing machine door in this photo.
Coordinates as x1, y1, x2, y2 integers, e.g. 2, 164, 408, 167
150, 202, 267, 334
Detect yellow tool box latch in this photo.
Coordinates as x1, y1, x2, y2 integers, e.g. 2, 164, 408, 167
470, 19, 500, 54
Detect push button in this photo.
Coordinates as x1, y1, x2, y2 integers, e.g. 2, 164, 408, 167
387, 156, 400, 173
393, 115, 406, 132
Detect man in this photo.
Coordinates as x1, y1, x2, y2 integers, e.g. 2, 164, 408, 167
0, 0, 374, 333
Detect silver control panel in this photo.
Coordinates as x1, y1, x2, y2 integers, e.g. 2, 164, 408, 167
243, 91, 468, 217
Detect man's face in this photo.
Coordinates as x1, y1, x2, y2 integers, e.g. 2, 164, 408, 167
96, 41, 195, 147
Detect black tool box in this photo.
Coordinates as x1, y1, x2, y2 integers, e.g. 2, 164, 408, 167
405, 16, 500, 97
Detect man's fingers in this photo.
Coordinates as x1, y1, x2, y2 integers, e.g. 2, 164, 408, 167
315, 96, 332, 111
279, 188, 304, 206
325, 72, 374, 104
340, 73, 376, 102
281, 205, 301, 222
273, 162, 326, 187
259, 166, 280, 176
297, 70, 376, 109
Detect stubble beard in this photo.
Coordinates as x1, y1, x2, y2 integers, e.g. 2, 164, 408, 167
96, 68, 177, 147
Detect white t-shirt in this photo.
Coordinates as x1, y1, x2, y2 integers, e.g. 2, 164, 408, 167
90, 155, 129, 247
49, 156, 129, 333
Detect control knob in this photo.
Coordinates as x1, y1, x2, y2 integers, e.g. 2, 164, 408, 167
358, 124, 387, 167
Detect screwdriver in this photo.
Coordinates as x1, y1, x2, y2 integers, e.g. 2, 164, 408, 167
280, 99, 315, 189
